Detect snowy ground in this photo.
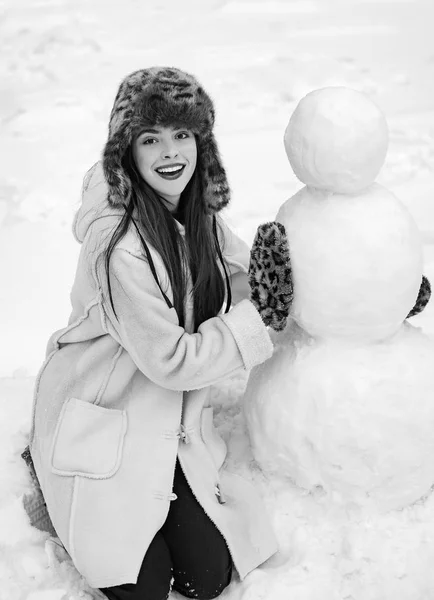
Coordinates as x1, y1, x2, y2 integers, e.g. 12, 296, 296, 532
1, 0, 434, 598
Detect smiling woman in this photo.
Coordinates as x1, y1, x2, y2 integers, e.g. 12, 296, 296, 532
132, 126, 198, 212
25, 66, 289, 600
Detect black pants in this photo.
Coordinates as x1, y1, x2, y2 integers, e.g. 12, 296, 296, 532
100, 461, 232, 600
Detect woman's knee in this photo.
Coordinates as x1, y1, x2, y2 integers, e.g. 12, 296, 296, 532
172, 560, 232, 600
100, 531, 173, 600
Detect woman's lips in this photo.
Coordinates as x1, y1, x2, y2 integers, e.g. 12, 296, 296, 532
155, 164, 186, 180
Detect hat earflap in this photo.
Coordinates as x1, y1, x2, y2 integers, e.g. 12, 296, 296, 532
198, 132, 230, 213
102, 128, 133, 207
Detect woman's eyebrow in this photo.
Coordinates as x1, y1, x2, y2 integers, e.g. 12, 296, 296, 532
139, 128, 160, 135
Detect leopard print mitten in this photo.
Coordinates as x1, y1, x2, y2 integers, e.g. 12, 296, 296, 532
248, 222, 293, 331
407, 275, 431, 319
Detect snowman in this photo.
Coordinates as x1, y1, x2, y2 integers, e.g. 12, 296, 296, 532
245, 87, 433, 513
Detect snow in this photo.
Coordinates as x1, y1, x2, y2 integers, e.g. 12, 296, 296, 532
1, 0, 434, 598
275, 183, 423, 340
284, 87, 389, 193
245, 320, 434, 511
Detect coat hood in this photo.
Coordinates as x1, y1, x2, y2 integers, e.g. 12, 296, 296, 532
73, 162, 125, 244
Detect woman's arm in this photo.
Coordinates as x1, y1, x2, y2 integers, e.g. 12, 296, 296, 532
103, 248, 273, 392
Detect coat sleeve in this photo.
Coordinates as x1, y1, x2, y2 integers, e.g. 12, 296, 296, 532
216, 216, 251, 305
102, 248, 273, 392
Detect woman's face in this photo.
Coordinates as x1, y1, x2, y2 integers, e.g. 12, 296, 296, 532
132, 126, 197, 212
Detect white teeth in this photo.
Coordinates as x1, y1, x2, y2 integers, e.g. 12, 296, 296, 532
157, 165, 184, 174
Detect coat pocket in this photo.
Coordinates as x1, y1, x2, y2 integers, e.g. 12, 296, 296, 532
200, 407, 227, 471
51, 398, 127, 479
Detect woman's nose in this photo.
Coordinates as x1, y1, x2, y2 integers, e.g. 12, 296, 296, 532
161, 142, 179, 159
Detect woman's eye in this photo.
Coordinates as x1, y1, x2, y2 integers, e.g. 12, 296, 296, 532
176, 132, 190, 140
142, 138, 157, 145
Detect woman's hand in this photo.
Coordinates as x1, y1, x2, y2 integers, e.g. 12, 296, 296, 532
248, 222, 293, 332
407, 275, 431, 318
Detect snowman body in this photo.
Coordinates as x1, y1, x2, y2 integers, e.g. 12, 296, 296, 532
244, 87, 434, 512
277, 183, 422, 342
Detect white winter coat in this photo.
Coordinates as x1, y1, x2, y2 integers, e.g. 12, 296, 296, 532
29, 162, 277, 588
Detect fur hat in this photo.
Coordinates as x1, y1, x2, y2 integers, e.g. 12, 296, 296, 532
102, 67, 230, 212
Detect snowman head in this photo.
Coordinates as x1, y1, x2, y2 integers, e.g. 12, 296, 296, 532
284, 87, 389, 194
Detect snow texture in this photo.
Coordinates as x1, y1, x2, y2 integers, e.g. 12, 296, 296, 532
1, 0, 434, 599
245, 320, 434, 511
275, 183, 423, 340
284, 87, 389, 193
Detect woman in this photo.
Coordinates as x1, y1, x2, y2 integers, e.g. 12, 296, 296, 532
28, 67, 290, 600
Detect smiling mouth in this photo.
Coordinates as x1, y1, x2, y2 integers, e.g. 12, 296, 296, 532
155, 164, 186, 180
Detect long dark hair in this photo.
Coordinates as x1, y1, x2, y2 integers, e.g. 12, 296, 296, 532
103, 144, 228, 332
